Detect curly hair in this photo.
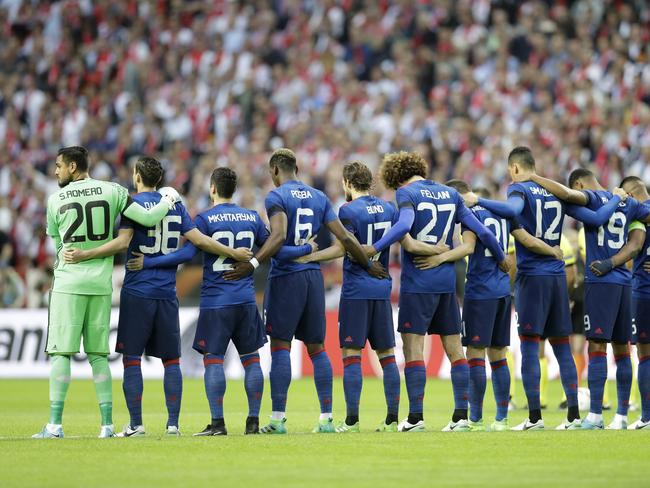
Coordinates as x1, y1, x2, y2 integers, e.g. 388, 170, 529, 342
135, 156, 163, 188
379, 151, 428, 190
342, 161, 373, 191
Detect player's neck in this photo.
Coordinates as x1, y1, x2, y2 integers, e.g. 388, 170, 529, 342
137, 185, 155, 193
212, 197, 232, 205
278, 172, 299, 185
72, 172, 89, 182
350, 190, 370, 200
401, 175, 425, 187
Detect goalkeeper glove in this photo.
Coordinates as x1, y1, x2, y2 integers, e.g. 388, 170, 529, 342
158, 187, 181, 209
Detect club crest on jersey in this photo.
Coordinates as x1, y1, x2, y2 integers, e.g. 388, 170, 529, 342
420, 189, 450, 200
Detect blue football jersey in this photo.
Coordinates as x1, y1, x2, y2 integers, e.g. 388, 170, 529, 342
396, 180, 473, 294
507, 182, 565, 276
195, 203, 268, 308
579, 190, 650, 285
339, 195, 398, 300
265, 180, 337, 278
633, 200, 650, 298
462, 205, 511, 300
121, 192, 195, 299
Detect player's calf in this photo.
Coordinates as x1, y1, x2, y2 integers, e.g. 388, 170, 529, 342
240, 352, 263, 434
377, 350, 400, 431
441, 334, 469, 431
399, 333, 426, 431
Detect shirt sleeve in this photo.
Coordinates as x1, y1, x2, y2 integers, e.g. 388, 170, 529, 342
322, 195, 337, 224
179, 203, 196, 234
265, 191, 286, 219
372, 207, 415, 252
631, 198, 650, 222
477, 194, 525, 219
395, 187, 414, 209
195, 214, 209, 235
143, 242, 199, 269
338, 205, 355, 232
565, 195, 621, 226
458, 210, 506, 261
46, 197, 62, 251
113, 183, 131, 213
255, 212, 270, 247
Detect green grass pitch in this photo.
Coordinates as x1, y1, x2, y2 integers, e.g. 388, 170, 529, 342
0, 377, 647, 487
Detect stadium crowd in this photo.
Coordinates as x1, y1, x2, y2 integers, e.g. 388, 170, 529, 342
1, 0, 650, 307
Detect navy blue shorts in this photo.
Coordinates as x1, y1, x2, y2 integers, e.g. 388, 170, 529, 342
462, 296, 512, 348
633, 297, 650, 344
116, 290, 180, 359
338, 298, 395, 350
515, 275, 571, 338
194, 304, 267, 356
584, 283, 632, 344
397, 292, 461, 336
264, 270, 326, 344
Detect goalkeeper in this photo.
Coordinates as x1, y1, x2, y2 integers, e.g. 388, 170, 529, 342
33, 147, 182, 439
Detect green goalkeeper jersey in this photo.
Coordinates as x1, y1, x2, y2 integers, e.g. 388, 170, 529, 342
46, 178, 169, 295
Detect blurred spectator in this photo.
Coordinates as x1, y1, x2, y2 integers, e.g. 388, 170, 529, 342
1, 0, 650, 307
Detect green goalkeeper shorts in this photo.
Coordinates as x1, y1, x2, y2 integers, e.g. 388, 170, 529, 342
46, 292, 112, 355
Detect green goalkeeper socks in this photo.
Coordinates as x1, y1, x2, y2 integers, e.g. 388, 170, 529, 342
49, 354, 71, 425
88, 354, 113, 425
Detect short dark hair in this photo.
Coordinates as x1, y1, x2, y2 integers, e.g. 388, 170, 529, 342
269, 148, 297, 173
343, 161, 373, 191
445, 179, 471, 194
135, 156, 163, 188
379, 151, 428, 190
568, 168, 595, 189
57, 146, 89, 172
620, 175, 644, 188
507, 146, 535, 170
211, 167, 237, 198
473, 186, 491, 199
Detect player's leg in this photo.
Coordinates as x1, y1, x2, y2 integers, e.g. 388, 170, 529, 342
434, 293, 468, 432
607, 287, 633, 429
83, 294, 114, 438
583, 283, 620, 429
545, 276, 580, 429
262, 273, 305, 433
337, 347, 363, 433
631, 297, 650, 428
233, 305, 267, 435
538, 340, 548, 409
440, 334, 470, 431
512, 275, 549, 430
370, 299, 400, 432
34, 292, 87, 438
152, 297, 183, 435
336, 298, 371, 432
115, 290, 155, 437
466, 345, 487, 430
299, 271, 334, 433
487, 347, 510, 431
463, 297, 501, 431
396, 292, 434, 432
192, 308, 231, 436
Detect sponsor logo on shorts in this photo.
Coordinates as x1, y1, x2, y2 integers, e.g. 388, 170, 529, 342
472, 335, 480, 342
344, 336, 353, 343
404, 322, 412, 329
197, 340, 206, 347
595, 327, 604, 335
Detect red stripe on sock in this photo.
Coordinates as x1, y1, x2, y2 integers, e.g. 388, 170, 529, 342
163, 358, 180, 367
452, 359, 468, 367
379, 356, 396, 367
242, 357, 260, 368
343, 356, 361, 366
123, 360, 141, 368
405, 360, 425, 369
490, 359, 508, 369
615, 353, 630, 361
589, 351, 607, 359
519, 335, 540, 343
549, 337, 570, 345
309, 349, 326, 358
203, 357, 224, 366
271, 346, 290, 353
639, 355, 650, 364
468, 358, 485, 368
